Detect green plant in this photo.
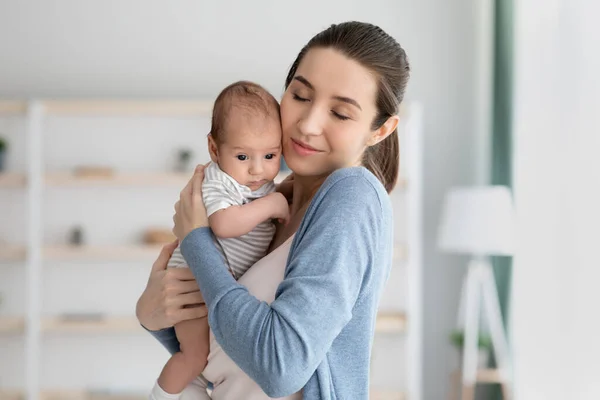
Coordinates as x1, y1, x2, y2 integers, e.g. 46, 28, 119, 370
0, 136, 6, 152
450, 329, 493, 350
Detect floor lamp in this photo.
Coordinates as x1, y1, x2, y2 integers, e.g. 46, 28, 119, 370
438, 186, 516, 400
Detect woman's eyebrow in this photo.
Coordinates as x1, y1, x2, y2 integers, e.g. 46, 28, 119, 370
293, 75, 362, 111
294, 75, 313, 89
333, 95, 362, 111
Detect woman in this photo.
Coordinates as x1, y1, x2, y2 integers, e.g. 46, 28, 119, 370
136, 21, 410, 399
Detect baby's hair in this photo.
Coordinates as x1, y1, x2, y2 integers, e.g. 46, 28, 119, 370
210, 81, 280, 144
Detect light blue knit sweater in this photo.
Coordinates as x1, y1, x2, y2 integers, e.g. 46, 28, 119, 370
149, 167, 393, 399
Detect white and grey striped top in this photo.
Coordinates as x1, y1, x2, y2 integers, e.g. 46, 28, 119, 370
168, 162, 276, 279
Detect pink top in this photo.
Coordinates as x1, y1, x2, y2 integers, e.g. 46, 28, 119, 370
202, 235, 302, 400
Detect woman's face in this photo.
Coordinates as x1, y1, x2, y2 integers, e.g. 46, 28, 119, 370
280, 47, 380, 178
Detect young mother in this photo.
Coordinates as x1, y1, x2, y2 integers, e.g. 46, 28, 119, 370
136, 21, 410, 399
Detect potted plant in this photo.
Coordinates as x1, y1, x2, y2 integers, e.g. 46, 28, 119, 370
0, 136, 6, 172
450, 329, 492, 369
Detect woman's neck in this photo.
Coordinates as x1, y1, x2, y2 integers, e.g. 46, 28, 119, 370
290, 174, 328, 216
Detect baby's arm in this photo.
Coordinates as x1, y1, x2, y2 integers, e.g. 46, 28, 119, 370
209, 192, 289, 239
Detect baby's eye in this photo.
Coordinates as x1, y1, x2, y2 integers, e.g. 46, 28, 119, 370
265, 154, 276, 160
236, 155, 248, 161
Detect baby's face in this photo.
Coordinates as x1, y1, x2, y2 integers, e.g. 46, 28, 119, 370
216, 112, 282, 191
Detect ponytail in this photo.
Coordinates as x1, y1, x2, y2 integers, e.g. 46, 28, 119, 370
363, 129, 400, 193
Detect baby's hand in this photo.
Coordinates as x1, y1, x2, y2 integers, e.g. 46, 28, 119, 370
266, 192, 290, 225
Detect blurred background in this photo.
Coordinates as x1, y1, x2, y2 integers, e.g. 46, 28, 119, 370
0, 1, 598, 400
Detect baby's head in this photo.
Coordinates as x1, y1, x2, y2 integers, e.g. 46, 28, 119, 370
208, 81, 282, 191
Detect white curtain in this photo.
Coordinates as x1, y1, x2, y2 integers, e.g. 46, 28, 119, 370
512, 0, 600, 399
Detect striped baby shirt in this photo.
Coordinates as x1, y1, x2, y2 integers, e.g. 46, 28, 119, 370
168, 162, 276, 279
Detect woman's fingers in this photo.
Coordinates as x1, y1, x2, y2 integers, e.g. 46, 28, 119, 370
178, 305, 209, 322
152, 240, 179, 272
167, 267, 196, 281
191, 166, 205, 200
172, 291, 205, 307
173, 280, 203, 295
180, 171, 195, 202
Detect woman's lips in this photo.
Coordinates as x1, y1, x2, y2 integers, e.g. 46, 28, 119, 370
291, 138, 321, 156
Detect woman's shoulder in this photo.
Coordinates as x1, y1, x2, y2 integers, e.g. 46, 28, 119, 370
317, 166, 390, 208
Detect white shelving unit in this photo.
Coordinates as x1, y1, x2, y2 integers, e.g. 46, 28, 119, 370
0, 100, 423, 400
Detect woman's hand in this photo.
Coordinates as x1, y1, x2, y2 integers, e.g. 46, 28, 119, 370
136, 240, 207, 331
173, 164, 210, 241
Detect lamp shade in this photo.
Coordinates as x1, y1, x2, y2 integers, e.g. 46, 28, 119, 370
437, 186, 516, 256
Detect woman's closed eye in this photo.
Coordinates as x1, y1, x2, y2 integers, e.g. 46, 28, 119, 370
331, 110, 350, 121
292, 93, 309, 102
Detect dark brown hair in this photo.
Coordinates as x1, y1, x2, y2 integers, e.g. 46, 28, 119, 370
284, 22, 410, 193
211, 80, 280, 144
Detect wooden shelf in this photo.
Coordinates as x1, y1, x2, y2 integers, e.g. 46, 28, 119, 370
375, 312, 407, 333
1, 245, 167, 262
370, 390, 406, 400
43, 245, 163, 261
0, 390, 23, 400
0, 317, 25, 334
0, 173, 26, 188
45, 172, 190, 187
42, 316, 142, 334
475, 368, 505, 383
41, 100, 213, 117
0, 390, 146, 400
0, 245, 26, 261
0, 101, 26, 115
451, 368, 507, 385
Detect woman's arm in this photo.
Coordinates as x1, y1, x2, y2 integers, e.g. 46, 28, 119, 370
145, 326, 180, 355
180, 170, 386, 397
135, 240, 207, 352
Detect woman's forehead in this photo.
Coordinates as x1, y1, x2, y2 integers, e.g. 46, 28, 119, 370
295, 48, 378, 108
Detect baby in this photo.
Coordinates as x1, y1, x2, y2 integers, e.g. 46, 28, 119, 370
150, 81, 290, 400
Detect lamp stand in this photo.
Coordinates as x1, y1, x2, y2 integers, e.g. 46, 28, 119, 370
459, 256, 513, 400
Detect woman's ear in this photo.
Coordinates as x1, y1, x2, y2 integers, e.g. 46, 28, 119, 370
207, 134, 219, 163
367, 115, 400, 146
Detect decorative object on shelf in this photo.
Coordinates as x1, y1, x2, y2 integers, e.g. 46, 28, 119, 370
143, 227, 176, 244
438, 186, 516, 400
450, 329, 492, 369
176, 148, 193, 172
0, 135, 7, 172
59, 312, 105, 322
73, 165, 115, 178
69, 226, 85, 246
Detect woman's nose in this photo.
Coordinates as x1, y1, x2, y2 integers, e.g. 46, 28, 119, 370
297, 106, 324, 137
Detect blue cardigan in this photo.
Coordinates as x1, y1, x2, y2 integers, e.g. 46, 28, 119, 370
148, 167, 393, 399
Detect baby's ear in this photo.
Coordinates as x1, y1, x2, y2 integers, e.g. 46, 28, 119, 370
207, 134, 219, 163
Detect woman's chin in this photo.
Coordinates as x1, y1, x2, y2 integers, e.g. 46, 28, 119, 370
286, 159, 333, 179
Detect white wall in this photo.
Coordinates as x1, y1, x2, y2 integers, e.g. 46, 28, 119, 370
0, 1, 481, 398
512, 0, 600, 399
